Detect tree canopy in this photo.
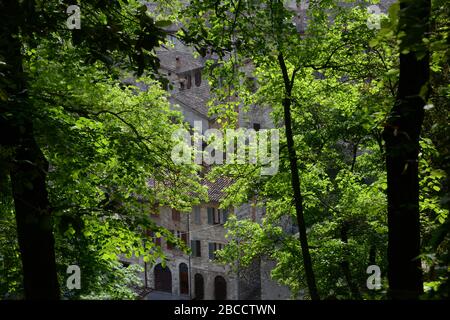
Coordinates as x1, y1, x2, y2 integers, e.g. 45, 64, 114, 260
0, 0, 448, 301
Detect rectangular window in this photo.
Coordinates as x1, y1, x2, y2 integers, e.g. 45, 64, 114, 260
186, 74, 192, 89
194, 70, 202, 87
213, 209, 221, 224
191, 240, 201, 257
194, 206, 201, 224
207, 208, 229, 225
207, 207, 214, 225
253, 123, 261, 131
181, 232, 188, 245
172, 209, 181, 221
219, 209, 229, 223
175, 230, 187, 245
196, 240, 201, 257
167, 230, 174, 250
208, 207, 222, 225
209, 242, 224, 260
208, 243, 214, 260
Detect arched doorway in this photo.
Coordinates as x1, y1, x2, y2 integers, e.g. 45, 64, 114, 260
179, 263, 189, 295
214, 276, 227, 300
154, 264, 172, 293
194, 273, 204, 300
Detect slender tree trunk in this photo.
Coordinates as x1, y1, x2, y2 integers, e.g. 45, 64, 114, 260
1, 0, 60, 299
278, 54, 319, 300
340, 222, 362, 300
369, 245, 376, 266
382, 0, 430, 300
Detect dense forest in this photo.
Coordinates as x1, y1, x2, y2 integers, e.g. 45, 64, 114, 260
0, 0, 448, 301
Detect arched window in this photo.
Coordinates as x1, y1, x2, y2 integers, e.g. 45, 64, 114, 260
179, 263, 189, 295
214, 276, 227, 300
194, 273, 204, 300
154, 264, 172, 293
194, 70, 202, 87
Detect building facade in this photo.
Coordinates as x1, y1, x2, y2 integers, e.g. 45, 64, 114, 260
119, 24, 292, 299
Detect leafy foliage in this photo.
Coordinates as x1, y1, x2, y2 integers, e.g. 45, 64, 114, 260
181, 0, 449, 300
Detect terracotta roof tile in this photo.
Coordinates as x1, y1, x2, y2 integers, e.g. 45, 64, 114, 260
202, 175, 233, 202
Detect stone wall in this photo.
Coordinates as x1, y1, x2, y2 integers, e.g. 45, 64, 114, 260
260, 259, 293, 300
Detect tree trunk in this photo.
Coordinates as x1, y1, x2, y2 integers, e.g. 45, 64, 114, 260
1, 0, 60, 299
382, 0, 430, 300
340, 222, 362, 299
10, 127, 60, 300
278, 54, 319, 300
369, 245, 376, 266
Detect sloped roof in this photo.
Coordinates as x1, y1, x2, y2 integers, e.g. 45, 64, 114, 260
171, 81, 210, 117
157, 50, 204, 73
147, 168, 233, 203
202, 175, 233, 203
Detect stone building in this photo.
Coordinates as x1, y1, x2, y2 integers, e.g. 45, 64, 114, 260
141, 183, 291, 300
120, 20, 292, 300
126, 0, 398, 300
